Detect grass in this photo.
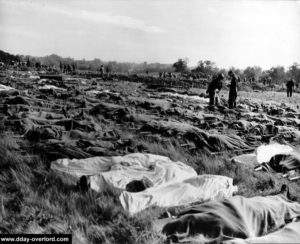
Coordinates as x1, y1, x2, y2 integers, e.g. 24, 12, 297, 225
0, 133, 162, 243
1, 112, 300, 243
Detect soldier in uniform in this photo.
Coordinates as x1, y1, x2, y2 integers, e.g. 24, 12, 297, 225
206, 73, 225, 107
228, 70, 238, 109
286, 79, 295, 97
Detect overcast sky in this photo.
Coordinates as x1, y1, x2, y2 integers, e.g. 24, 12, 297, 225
0, 0, 299, 69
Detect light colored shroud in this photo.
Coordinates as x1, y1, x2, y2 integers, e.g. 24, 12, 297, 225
120, 174, 238, 215
51, 153, 197, 193
0, 84, 15, 94
256, 143, 294, 164
232, 143, 300, 172
52, 154, 238, 214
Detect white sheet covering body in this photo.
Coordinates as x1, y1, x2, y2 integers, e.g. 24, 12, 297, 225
161, 92, 209, 104
38, 85, 67, 91
120, 175, 238, 215
225, 221, 300, 244
256, 143, 293, 164
0, 84, 15, 93
51, 153, 197, 192
232, 143, 294, 166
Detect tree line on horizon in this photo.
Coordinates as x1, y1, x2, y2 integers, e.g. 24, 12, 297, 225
173, 58, 300, 84
1, 50, 300, 84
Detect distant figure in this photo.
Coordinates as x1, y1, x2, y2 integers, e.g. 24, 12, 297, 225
263, 78, 267, 85
72, 63, 76, 73
267, 77, 272, 86
100, 65, 105, 76
206, 73, 225, 107
286, 79, 295, 97
60, 62, 63, 73
26, 59, 31, 67
228, 70, 238, 109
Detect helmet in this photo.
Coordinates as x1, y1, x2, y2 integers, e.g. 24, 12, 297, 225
218, 73, 225, 79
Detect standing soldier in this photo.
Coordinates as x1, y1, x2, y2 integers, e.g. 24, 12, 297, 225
100, 65, 105, 77
263, 77, 267, 86
206, 73, 225, 107
286, 79, 295, 97
60, 62, 63, 73
72, 63, 76, 73
228, 70, 238, 109
267, 77, 272, 86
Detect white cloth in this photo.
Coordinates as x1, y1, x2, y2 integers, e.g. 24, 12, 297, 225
231, 143, 294, 166
0, 84, 14, 92
51, 153, 197, 192
162, 92, 209, 103
255, 143, 293, 164
38, 85, 66, 91
120, 175, 238, 215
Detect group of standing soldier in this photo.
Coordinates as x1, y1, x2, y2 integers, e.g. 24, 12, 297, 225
207, 71, 298, 109
206, 70, 238, 109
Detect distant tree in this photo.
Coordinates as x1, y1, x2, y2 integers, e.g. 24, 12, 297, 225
243, 66, 262, 82
173, 58, 189, 73
0, 50, 19, 64
193, 60, 218, 78
107, 61, 118, 73
268, 66, 286, 84
288, 63, 300, 82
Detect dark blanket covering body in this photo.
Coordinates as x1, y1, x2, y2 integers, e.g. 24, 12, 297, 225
162, 194, 300, 241
225, 221, 300, 244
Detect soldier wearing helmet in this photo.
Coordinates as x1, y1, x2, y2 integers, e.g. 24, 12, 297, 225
206, 73, 225, 107
228, 70, 238, 109
286, 79, 295, 97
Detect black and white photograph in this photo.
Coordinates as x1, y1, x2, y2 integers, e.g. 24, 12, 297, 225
0, 0, 300, 243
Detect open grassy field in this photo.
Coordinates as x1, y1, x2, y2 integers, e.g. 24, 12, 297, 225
2, 131, 300, 244
1, 75, 300, 243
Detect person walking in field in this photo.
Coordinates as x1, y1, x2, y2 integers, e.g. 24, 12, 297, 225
206, 73, 225, 107
228, 70, 238, 109
286, 79, 295, 97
